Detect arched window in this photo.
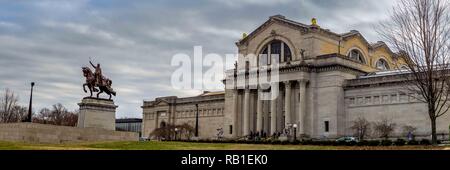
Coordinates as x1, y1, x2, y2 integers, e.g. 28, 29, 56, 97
259, 40, 292, 65
376, 58, 390, 70
348, 49, 365, 64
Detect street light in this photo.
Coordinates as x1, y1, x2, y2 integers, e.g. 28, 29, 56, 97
174, 128, 179, 141
195, 104, 199, 137
27, 82, 35, 123
293, 124, 298, 141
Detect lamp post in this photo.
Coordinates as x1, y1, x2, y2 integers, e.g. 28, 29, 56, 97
293, 124, 298, 141
174, 128, 179, 141
195, 104, 199, 137
27, 82, 35, 123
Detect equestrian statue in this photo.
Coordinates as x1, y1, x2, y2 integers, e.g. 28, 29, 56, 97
82, 59, 116, 100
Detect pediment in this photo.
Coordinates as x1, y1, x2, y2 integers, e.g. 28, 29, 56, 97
343, 33, 371, 49
154, 100, 169, 106
371, 43, 396, 57
238, 16, 309, 46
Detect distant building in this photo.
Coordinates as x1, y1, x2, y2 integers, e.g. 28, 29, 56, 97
116, 118, 142, 136
142, 91, 225, 139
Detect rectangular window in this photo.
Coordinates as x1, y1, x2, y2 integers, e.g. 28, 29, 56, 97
373, 96, 380, 104
365, 97, 372, 104
260, 55, 268, 65
324, 121, 329, 132
400, 93, 407, 102
357, 97, 363, 105
159, 112, 166, 117
409, 93, 416, 102
349, 98, 355, 105
391, 94, 398, 102
229, 125, 233, 134
382, 95, 389, 103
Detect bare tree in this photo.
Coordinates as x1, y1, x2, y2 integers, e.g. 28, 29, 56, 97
150, 123, 194, 141
0, 89, 27, 123
51, 103, 66, 125
34, 108, 51, 124
374, 118, 397, 140
34, 103, 78, 126
350, 117, 371, 141
379, 0, 450, 145
63, 109, 78, 127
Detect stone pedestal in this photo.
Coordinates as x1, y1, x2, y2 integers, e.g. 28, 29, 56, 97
78, 97, 117, 131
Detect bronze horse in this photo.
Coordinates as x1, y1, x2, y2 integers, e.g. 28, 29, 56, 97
82, 67, 116, 100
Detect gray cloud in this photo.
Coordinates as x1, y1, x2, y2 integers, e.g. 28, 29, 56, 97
0, 0, 397, 118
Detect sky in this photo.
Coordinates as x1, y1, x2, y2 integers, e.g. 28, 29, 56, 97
0, 0, 397, 118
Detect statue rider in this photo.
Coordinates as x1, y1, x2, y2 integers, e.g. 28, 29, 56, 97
90, 60, 103, 86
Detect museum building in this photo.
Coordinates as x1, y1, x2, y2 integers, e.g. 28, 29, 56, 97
142, 15, 450, 140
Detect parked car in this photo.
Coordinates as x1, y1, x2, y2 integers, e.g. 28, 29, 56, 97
336, 136, 359, 143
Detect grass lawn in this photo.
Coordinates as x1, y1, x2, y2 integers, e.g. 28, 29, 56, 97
0, 140, 448, 150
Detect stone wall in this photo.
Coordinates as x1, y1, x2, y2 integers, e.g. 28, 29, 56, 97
344, 85, 450, 139
0, 123, 139, 143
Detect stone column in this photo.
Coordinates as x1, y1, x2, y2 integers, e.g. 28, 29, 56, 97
233, 89, 239, 137
243, 88, 250, 136
270, 93, 277, 135
298, 80, 307, 135
256, 89, 263, 132
284, 81, 291, 126
264, 100, 270, 134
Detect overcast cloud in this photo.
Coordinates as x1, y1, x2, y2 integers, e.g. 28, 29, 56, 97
0, 0, 398, 118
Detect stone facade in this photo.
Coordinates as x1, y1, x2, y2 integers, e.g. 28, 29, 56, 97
344, 76, 450, 140
142, 15, 450, 140
142, 92, 225, 139
78, 97, 117, 131
0, 123, 138, 143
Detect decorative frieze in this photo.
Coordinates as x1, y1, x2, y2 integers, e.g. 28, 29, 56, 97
346, 92, 420, 107
175, 108, 224, 119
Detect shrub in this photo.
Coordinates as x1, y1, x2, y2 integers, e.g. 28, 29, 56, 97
394, 139, 406, 146
261, 139, 271, 145
381, 140, 393, 146
292, 140, 301, 145
236, 139, 246, 144
280, 140, 289, 145
420, 139, 431, 145
322, 141, 335, 146
301, 140, 313, 145
312, 141, 322, 145
368, 140, 380, 146
357, 140, 369, 146
407, 140, 418, 145
271, 140, 281, 145
347, 141, 357, 146
336, 140, 347, 146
